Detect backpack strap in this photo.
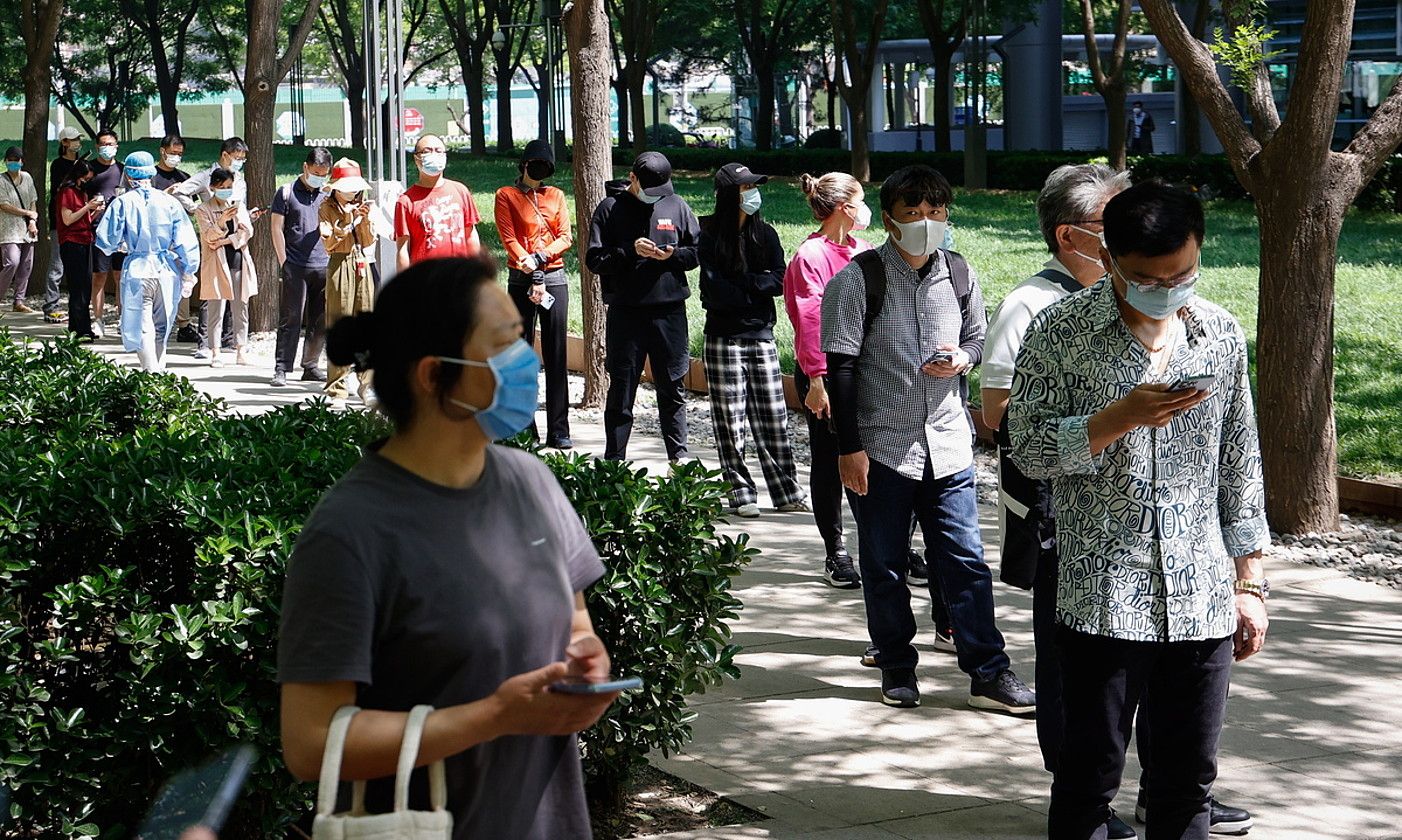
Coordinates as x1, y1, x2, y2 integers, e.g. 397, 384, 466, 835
855, 249, 886, 343
1034, 267, 1083, 295
946, 250, 972, 320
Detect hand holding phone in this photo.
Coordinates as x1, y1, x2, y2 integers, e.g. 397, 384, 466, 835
549, 675, 643, 694
1172, 374, 1215, 393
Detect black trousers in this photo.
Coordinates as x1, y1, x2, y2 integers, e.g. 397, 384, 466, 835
275, 263, 328, 374
604, 302, 689, 461
61, 241, 93, 337
508, 272, 570, 443
1049, 627, 1232, 840
794, 369, 862, 556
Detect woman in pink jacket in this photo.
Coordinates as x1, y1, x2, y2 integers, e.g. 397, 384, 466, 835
783, 172, 872, 590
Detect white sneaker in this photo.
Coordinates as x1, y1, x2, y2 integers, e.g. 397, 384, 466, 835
93, 321, 104, 339
192, 348, 211, 360
734, 503, 761, 519
777, 500, 811, 513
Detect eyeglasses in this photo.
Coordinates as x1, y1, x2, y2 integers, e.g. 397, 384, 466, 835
1110, 253, 1200, 292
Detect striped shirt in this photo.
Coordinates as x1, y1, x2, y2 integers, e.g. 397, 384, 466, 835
820, 241, 986, 481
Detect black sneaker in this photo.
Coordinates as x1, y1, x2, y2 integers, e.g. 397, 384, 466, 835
1134, 793, 1252, 835
301, 368, 327, 383
968, 669, 1036, 715
1107, 810, 1137, 839
907, 550, 928, 586
880, 667, 920, 708
270, 371, 288, 387
860, 644, 879, 668
824, 551, 861, 589
175, 325, 199, 343
547, 437, 574, 450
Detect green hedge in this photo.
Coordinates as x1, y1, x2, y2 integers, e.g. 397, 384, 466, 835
0, 332, 752, 837
608, 146, 1402, 209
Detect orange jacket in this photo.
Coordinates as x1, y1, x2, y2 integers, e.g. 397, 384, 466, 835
493, 182, 572, 273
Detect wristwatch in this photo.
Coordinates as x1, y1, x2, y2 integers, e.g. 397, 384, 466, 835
1233, 578, 1270, 600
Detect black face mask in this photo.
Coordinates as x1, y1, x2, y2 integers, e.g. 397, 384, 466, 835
525, 161, 552, 181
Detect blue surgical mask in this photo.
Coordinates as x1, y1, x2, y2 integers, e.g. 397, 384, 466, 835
228, 158, 245, 173
740, 188, 762, 215
97, 145, 117, 161
419, 153, 447, 175
4, 162, 19, 173
941, 223, 955, 251
638, 190, 663, 205
1111, 254, 1198, 320
214, 188, 235, 201
439, 339, 541, 440
306, 173, 328, 189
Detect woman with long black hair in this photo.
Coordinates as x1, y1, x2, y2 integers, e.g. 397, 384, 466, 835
54, 160, 100, 340
697, 163, 806, 518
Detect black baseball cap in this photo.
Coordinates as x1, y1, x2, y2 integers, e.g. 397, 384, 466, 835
631, 151, 674, 197
714, 162, 769, 189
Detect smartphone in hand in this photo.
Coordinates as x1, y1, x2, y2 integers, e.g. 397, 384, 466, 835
136, 745, 257, 840
925, 350, 956, 366
549, 675, 643, 695
1172, 374, 1215, 393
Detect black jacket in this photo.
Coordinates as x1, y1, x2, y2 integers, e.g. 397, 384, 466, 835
585, 179, 699, 308
697, 217, 784, 340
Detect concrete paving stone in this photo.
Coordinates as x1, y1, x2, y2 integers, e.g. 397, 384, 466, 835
1209, 773, 1402, 840
877, 801, 1049, 839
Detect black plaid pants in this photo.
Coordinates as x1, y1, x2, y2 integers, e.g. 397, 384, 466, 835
703, 336, 805, 508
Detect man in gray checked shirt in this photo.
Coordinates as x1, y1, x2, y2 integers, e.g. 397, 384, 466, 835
821, 165, 1035, 714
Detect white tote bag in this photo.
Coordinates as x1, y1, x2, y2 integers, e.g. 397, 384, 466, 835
311, 705, 453, 840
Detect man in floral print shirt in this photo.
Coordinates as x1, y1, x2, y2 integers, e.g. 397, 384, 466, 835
1009, 181, 1270, 840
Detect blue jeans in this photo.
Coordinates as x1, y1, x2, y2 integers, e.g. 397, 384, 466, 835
857, 459, 1010, 682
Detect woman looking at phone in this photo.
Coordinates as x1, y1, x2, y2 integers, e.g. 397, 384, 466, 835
278, 257, 620, 839
194, 167, 257, 367
318, 158, 379, 403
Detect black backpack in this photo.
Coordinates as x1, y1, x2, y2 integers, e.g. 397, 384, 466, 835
852, 248, 977, 438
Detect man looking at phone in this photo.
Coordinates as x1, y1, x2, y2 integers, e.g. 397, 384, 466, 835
1008, 182, 1269, 839
586, 151, 700, 462
269, 147, 333, 387
820, 165, 1034, 713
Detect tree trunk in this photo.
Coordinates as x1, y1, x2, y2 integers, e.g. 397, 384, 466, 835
464, 65, 488, 156
244, 80, 281, 333
614, 77, 631, 146
847, 103, 870, 181
628, 62, 648, 154
348, 77, 367, 149
777, 75, 795, 141
1105, 83, 1128, 170
826, 80, 836, 130
932, 46, 956, 151
1254, 180, 1345, 532
534, 63, 550, 140
754, 59, 777, 151
154, 64, 181, 137
564, 0, 611, 408
23, 54, 55, 284
496, 54, 516, 153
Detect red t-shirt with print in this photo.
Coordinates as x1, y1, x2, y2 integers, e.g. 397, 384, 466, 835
393, 179, 481, 264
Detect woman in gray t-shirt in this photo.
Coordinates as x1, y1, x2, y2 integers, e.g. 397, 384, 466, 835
277, 257, 620, 839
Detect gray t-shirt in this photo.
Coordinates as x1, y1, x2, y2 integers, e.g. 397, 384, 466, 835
277, 445, 605, 840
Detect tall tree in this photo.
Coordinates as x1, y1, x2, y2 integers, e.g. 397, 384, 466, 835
915, 0, 967, 152
1139, 0, 1402, 533
563, 0, 611, 407
828, 0, 890, 180
117, 0, 205, 134
19, 0, 65, 285
244, 0, 323, 332
606, 0, 665, 155
732, 0, 825, 151
491, 0, 538, 153
1078, 0, 1134, 170
51, 10, 158, 138
439, 0, 498, 155
607, 25, 631, 146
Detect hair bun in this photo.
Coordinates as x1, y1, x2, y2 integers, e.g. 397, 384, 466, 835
799, 173, 818, 196
325, 310, 377, 370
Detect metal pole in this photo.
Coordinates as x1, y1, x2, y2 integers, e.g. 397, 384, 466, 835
391, 0, 406, 183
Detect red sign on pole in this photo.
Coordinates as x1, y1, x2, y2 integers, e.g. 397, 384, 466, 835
403, 107, 425, 138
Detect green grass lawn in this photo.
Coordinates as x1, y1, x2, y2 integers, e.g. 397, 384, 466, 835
19, 138, 1402, 480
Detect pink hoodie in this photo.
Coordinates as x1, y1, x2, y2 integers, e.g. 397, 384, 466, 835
783, 231, 873, 378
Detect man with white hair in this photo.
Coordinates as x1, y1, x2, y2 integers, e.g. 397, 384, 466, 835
94, 151, 199, 372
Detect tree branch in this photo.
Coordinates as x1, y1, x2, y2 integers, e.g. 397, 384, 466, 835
1219, 4, 1281, 143
276, 0, 325, 83
1344, 74, 1402, 188
1276, 0, 1356, 156
1078, 0, 1107, 89
1138, 0, 1259, 186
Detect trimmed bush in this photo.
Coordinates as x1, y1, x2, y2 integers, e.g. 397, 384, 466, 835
644, 123, 686, 148
804, 128, 844, 149
0, 332, 752, 837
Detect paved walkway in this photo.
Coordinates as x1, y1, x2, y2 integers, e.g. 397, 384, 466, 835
12, 319, 1402, 840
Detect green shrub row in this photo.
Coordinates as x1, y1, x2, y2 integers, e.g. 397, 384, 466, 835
607, 145, 1402, 209
0, 331, 752, 837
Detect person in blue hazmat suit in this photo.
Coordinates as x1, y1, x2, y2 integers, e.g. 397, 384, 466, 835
94, 151, 200, 371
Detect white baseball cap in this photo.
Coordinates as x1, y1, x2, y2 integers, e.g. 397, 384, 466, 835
58, 127, 82, 141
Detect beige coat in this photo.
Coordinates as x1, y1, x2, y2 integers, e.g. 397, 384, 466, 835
195, 198, 259, 301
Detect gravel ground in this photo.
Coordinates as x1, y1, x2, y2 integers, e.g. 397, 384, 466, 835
592, 375, 1402, 589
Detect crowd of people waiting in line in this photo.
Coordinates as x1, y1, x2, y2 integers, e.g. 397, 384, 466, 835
9, 130, 1270, 840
